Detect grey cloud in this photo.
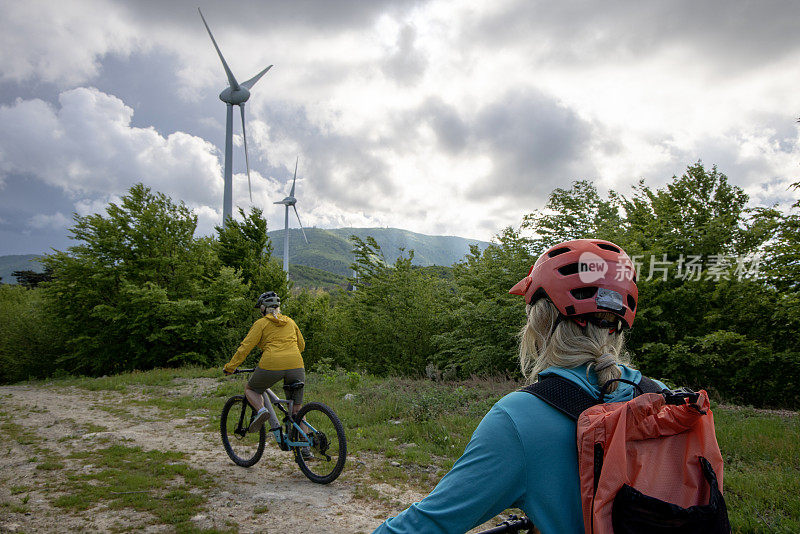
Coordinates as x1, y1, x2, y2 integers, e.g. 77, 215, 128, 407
409, 90, 596, 201
474, 0, 800, 72
417, 97, 469, 153
0, 87, 222, 208
381, 23, 429, 86
255, 100, 395, 211
125, 0, 423, 34
469, 89, 596, 199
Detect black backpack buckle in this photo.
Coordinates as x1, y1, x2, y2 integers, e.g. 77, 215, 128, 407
663, 387, 706, 414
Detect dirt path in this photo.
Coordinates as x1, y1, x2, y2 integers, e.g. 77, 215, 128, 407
0, 380, 431, 533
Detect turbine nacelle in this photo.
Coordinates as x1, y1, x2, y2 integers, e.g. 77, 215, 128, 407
275, 196, 297, 206
219, 87, 251, 105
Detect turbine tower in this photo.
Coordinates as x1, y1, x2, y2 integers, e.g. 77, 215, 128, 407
199, 8, 272, 224
274, 157, 309, 279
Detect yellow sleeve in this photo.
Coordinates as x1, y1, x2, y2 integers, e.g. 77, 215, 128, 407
294, 320, 305, 353
224, 320, 263, 373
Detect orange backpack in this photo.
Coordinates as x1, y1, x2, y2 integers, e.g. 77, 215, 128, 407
521, 375, 731, 534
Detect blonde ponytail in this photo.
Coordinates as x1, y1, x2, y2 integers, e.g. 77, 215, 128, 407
518, 299, 630, 391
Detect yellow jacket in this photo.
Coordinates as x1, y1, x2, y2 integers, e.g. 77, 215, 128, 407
224, 313, 305, 372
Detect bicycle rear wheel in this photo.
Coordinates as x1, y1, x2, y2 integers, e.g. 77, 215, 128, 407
220, 395, 266, 467
291, 401, 347, 484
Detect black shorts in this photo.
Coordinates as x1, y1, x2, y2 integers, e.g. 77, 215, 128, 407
247, 367, 305, 404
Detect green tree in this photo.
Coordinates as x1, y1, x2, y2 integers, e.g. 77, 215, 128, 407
0, 286, 55, 382
41, 184, 251, 376
522, 179, 624, 248
325, 236, 454, 375
755, 182, 800, 292
432, 227, 534, 376
214, 207, 288, 301
12, 267, 53, 289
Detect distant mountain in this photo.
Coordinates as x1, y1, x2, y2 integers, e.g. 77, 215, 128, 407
0, 254, 45, 284
0, 228, 491, 286
267, 227, 491, 277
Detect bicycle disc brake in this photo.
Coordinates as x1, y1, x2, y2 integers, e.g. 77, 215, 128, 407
314, 431, 331, 461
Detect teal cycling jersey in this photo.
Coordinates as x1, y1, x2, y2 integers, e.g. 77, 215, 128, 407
373, 364, 667, 534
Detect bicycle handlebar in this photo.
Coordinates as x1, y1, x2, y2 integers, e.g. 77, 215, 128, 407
232, 368, 255, 374
476, 515, 534, 534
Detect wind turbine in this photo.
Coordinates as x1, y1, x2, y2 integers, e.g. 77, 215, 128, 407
274, 157, 309, 279
198, 8, 272, 224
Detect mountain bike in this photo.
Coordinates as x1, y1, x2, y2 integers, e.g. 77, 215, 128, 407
475, 515, 535, 533
220, 368, 347, 484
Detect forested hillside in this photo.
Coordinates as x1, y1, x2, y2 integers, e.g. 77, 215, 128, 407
1, 163, 798, 409
267, 227, 490, 276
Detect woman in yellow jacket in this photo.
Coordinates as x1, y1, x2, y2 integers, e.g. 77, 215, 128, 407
223, 291, 305, 434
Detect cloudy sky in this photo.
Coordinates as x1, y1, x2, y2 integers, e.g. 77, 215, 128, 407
1, 0, 799, 255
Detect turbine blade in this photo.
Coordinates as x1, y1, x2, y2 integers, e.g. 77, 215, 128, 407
293, 206, 309, 244
198, 8, 240, 90
290, 156, 298, 197
240, 104, 251, 201
241, 65, 273, 90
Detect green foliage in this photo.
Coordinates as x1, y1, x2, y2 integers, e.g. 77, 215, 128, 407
3, 164, 798, 410
618, 163, 751, 257
317, 236, 456, 375
514, 163, 799, 408
432, 228, 534, 376
38, 184, 252, 377
522, 179, 623, 247
754, 181, 800, 292
214, 206, 288, 301
0, 286, 55, 382
11, 267, 53, 288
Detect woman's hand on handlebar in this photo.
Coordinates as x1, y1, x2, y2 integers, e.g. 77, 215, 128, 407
223, 367, 233, 376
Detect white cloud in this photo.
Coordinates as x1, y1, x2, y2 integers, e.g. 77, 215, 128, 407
0, 87, 223, 210
0, 0, 139, 86
28, 212, 70, 230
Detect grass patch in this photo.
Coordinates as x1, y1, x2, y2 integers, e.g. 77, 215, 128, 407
714, 406, 800, 533
36, 459, 65, 471
0, 500, 29, 514
0, 419, 41, 445
41, 366, 220, 392
56, 444, 217, 532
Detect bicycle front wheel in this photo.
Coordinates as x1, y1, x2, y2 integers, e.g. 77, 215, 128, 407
291, 402, 347, 484
220, 395, 266, 467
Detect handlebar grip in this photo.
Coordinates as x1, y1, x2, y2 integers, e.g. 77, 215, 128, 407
233, 368, 255, 374
476, 516, 534, 534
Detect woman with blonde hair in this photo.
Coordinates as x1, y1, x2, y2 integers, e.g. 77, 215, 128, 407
373, 239, 665, 534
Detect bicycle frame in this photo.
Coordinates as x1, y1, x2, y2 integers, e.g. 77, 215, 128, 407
261, 388, 315, 448
230, 369, 318, 450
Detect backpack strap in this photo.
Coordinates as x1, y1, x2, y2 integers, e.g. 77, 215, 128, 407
637, 375, 663, 394
519, 375, 597, 421
519, 373, 662, 421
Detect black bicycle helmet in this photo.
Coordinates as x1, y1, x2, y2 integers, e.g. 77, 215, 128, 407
255, 291, 280, 309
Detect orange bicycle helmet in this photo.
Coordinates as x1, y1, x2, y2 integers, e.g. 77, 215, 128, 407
509, 239, 638, 329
